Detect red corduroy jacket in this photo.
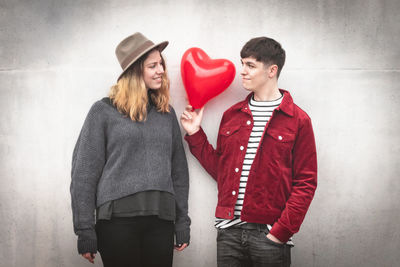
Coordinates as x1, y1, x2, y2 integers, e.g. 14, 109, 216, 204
184, 89, 317, 242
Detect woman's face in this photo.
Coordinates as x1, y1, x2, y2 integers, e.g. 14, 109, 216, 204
143, 49, 164, 90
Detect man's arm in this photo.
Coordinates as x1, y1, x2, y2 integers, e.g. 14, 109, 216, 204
269, 116, 318, 242
180, 105, 221, 180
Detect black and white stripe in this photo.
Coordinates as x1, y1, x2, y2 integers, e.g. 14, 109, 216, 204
215, 94, 283, 228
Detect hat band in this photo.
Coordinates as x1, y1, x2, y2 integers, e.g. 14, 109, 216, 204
121, 40, 154, 70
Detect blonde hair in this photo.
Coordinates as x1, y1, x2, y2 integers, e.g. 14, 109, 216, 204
109, 49, 170, 121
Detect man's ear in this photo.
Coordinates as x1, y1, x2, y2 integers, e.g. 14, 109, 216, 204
268, 64, 278, 78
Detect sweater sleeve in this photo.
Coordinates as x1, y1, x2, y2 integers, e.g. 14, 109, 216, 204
70, 102, 106, 254
170, 107, 191, 245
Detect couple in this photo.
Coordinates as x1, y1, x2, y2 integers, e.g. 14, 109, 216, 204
70, 32, 317, 267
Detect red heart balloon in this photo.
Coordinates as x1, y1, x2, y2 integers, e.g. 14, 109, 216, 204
181, 47, 236, 109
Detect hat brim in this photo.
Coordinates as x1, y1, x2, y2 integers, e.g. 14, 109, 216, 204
117, 40, 169, 81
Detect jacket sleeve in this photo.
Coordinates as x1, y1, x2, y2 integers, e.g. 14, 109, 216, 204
70, 103, 106, 254
183, 114, 226, 181
170, 108, 191, 245
269, 115, 318, 243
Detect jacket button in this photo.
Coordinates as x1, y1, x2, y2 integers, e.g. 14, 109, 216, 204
228, 212, 231, 216
240, 146, 244, 150
278, 135, 283, 140
246, 120, 251, 125
232, 190, 236, 195
235, 168, 239, 172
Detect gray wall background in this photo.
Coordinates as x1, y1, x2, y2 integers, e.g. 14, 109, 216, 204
1, 0, 399, 266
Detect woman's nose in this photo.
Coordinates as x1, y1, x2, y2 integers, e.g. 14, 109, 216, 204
157, 64, 164, 74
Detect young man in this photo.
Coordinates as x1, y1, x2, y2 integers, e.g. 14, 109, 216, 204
180, 37, 317, 267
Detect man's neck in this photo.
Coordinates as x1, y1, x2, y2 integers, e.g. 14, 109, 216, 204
253, 82, 281, 101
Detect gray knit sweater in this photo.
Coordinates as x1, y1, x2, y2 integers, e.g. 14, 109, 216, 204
70, 97, 190, 254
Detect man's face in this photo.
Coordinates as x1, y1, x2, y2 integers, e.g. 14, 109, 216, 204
240, 57, 271, 92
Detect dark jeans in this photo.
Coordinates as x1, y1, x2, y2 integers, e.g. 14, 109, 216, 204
217, 224, 291, 267
96, 216, 174, 267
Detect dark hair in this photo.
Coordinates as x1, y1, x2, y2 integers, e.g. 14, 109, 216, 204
240, 37, 286, 78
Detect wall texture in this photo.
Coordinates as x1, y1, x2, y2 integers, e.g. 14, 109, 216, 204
1, 0, 399, 266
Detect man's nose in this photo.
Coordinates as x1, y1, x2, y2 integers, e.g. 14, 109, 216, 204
240, 66, 247, 76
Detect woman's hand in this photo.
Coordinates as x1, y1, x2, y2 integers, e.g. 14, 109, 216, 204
81, 253, 96, 264
174, 243, 188, 251
180, 105, 204, 135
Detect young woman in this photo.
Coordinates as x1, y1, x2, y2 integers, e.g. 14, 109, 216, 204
70, 32, 190, 267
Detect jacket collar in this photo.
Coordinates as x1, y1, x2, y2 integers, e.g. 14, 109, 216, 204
239, 89, 294, 117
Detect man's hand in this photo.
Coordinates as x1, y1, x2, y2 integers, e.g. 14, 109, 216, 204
174, 243, 188, 251
266, 233, 284, 244
180, 105, 204, 135
81, 253, 96, 264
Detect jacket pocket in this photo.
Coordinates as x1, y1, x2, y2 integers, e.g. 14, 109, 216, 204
219, 124, 241, 137
266, 129, 295, 143
218, 125, 241, 153
264, 129, 295, 163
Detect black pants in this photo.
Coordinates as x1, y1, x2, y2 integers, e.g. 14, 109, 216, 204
217, 224, 291, 267
96, 216, 174, 267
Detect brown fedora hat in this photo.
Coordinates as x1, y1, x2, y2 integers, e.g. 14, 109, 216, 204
115, 32, 168, 81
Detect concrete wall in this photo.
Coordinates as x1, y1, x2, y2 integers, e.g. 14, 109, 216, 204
1, 0, 399, 266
